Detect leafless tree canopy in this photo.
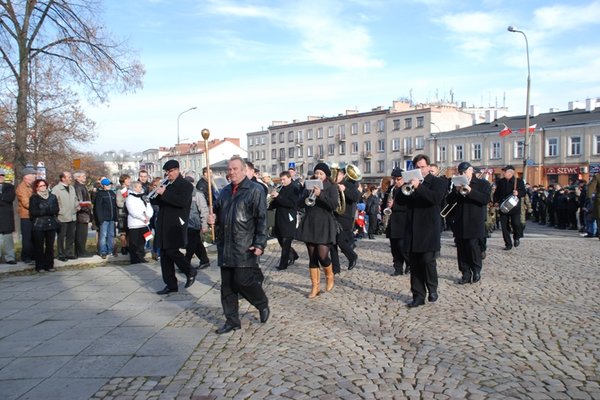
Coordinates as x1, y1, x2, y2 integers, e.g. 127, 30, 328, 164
0, 0, 145, 178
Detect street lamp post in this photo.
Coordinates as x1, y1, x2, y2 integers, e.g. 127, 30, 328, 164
430, 122, 441, 167
508, 26, 532, 183
177, 107, 197, 144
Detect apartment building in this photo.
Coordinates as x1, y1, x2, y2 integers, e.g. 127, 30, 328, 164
434, 98, 600, 186
247, 101, 474, 182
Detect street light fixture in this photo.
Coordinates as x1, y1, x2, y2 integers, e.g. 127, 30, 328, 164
430, 122, 441, 167
177, 106, 197, 144
507, 26, 532, 183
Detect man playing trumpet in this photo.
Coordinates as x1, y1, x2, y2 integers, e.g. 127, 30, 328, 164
446, 162, 492, 284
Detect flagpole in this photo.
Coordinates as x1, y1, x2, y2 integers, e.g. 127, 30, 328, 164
201, 128, 215, 242
508, 26, 532, 184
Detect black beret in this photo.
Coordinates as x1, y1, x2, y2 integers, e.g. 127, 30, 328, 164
391, 167, 403, 177
162, 159, 179, 171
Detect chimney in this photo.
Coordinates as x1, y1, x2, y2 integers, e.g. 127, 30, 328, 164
461, 101, 467, 109
529, 105, 540, 116
568, 101, 585, 111
586, 98, 596, 112
485, 110, 492, 123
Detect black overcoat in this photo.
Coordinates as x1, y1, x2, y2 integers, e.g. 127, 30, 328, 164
270, 183, 298, 239
152, 174, 193, 249
0, 182, 16, 233
446, 177, 491, 239
386, 185, 409, 239
296, 179, 338, 245
404, 173, 447, 253
493, 176, 526, 216
336, 179, 361, 230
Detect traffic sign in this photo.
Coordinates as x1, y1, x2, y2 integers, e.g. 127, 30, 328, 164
405, 160, 414, 170
288, 161, 296, 169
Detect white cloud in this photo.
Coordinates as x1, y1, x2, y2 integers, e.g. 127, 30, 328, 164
435, 11, 505, 34
534, 1, 600, 33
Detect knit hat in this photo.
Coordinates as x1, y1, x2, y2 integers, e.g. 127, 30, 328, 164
313, 162, 331, 177
22, 167, 36, 176
391, 167, 403, 177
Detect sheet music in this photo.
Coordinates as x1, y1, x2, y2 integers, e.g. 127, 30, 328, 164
304, 179, 323, 190
451, 175, 469, 187
401, 169, 423, 182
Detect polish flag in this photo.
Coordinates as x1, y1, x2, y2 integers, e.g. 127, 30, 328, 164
499, 124, 512, 137
143, 229, 153, 242
120, 187, 128, 198
518, 124, 537, 134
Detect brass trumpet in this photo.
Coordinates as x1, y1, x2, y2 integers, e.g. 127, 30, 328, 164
383, 187, 395, 216
148, 178, 170, 200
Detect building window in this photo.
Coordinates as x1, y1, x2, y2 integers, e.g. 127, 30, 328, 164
279, 132, 285, 143
569, 136, 581, 156
364, 160, 371, 173
317, 145, 324, 158
392, 138, 400, 151
546, 137, 558, 157
297, 146, 303, 157
351, 123, 358, 135
393, 119, 400, 130
351, 142, 359, 154
364, 141, 372, 152
271, 165, 277, 175
454, 144, 464, 161
307, 128, 313, 140
271, 133, 277, 144
254, 151, 259, 160
249, 138, 254, 146
271, 149, 277, 160
317, 127, 323, 139
515, 140, 524, 159
415, 136, 424, 150
288, 147, 294, 158
279, 148, 285, 160
288, 131, 294, 142
595, 135, 600, 155
438, 145, 447, 163
403, 137, 412, 154
377, 139, 385, 153
328, 126, 334, 138
327, 144, 335, 155
338, 125, 346, 137
261, 136, 266, 145
364, 121, 371, 134
404, 118, 412, 129
296, 130, 303, 143
393, 160, 402, 169
377, 119, 385, 132
261, 150, 266, 160
338, 142, 346, 155
377, 160, 385, 173
416, 116, 424, 128
472, 143, 482, 160
307, 145, 313, 157
491, 142, 501, 159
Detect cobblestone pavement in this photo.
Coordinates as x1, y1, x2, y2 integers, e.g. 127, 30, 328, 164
0, 223, 599, 399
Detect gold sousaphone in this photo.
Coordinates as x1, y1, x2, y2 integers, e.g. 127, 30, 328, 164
330, 163, 362, 214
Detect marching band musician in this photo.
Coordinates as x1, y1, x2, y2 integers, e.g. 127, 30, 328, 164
385, 167, 410, 276
330, 165, 361, 274
296, 163, 339, 298
446, 162, 492, 284
404, 154, 447, 308
269, 171, 300, 270
493, 165, 527, 250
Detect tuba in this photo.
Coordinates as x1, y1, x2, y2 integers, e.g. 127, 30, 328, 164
345, 164, 362, 182
330, 163, 346, 214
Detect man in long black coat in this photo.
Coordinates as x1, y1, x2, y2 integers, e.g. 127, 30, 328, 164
404, 154, 447, 308
269, 170, 299, 270
208, 156, 269, 334
385, 167, 410, 276
0, 169, 17, 264
152, 160, 195, 294
331, 166, 361, 273
447, 162, 492, 284
493, 165, 526, 250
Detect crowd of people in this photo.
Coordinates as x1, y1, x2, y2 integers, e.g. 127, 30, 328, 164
0, 156, 598, 333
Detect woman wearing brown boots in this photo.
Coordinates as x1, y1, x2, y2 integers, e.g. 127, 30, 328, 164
296, 163, 339, 298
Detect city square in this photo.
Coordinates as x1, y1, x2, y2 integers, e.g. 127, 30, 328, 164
0, 223, 598, 399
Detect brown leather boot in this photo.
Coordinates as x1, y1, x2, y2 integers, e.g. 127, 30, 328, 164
323, 265, 334, 291
308, 268, 321, 298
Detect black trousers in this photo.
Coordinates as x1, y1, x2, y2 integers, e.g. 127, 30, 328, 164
160, 248, 192, 289
185, 228, 209, 265
389, 237, 408, 270
220, 267, 269, 326
32, 230, 56, 271
75, 222, 89, 256
276, 236, 296, 269
409, 251, 438, 302
128, 227, 147, 264
500, 213, 522, 247
331, 229, 356, 273
456, 238, 482, 280
57, 221, 76, 258
20, 218, 34, 263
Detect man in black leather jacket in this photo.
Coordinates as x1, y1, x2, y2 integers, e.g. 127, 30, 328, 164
208, 156, 270, 334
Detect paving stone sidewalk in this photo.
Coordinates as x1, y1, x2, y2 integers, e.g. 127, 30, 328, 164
0, 224, 599, 399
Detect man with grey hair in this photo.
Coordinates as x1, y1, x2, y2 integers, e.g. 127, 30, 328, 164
73, 171, 93, 257
52, 171, 78, 261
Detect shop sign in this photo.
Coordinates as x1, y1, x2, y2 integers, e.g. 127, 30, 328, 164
544, 165, 580, 175
590, 163, 600, 175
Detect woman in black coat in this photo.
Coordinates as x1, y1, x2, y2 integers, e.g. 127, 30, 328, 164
296, 163, 339, 298
29, 179, 60, 272
365, 185, 380, 239
269, 171, 299, 270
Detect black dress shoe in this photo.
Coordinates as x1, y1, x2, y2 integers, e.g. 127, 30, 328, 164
184, 274, 196, 289
458, 277, 471, 285
392, 269, 403, 276
481, 251, 486, 260
156, 286, 178, 295
259, 307, 270, 323
348, 258, 357, 270
428, 292, 439, 303
199, 262, 210, 269
67, 255, 78, 260
276, 265, 287, 271
406, 300, 425, 308
472, 273, 481, 283
514, 239, 520, 247
503, 246, 512, 251
216, 323, 241, 334
58, 257, 68, 262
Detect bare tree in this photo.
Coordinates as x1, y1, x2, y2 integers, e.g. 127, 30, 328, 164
0, 0, 144, 178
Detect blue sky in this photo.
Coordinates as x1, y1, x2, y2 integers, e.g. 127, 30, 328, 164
86, 0, 600, 153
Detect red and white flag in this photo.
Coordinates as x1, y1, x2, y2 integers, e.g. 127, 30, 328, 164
143, 229, 153, 242
518, 123, 537, 134
499, 124, 512, 137
120, 187, 128, 198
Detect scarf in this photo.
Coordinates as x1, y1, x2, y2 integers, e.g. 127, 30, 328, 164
38, 188, 50, 200
131, 191, 147, 206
